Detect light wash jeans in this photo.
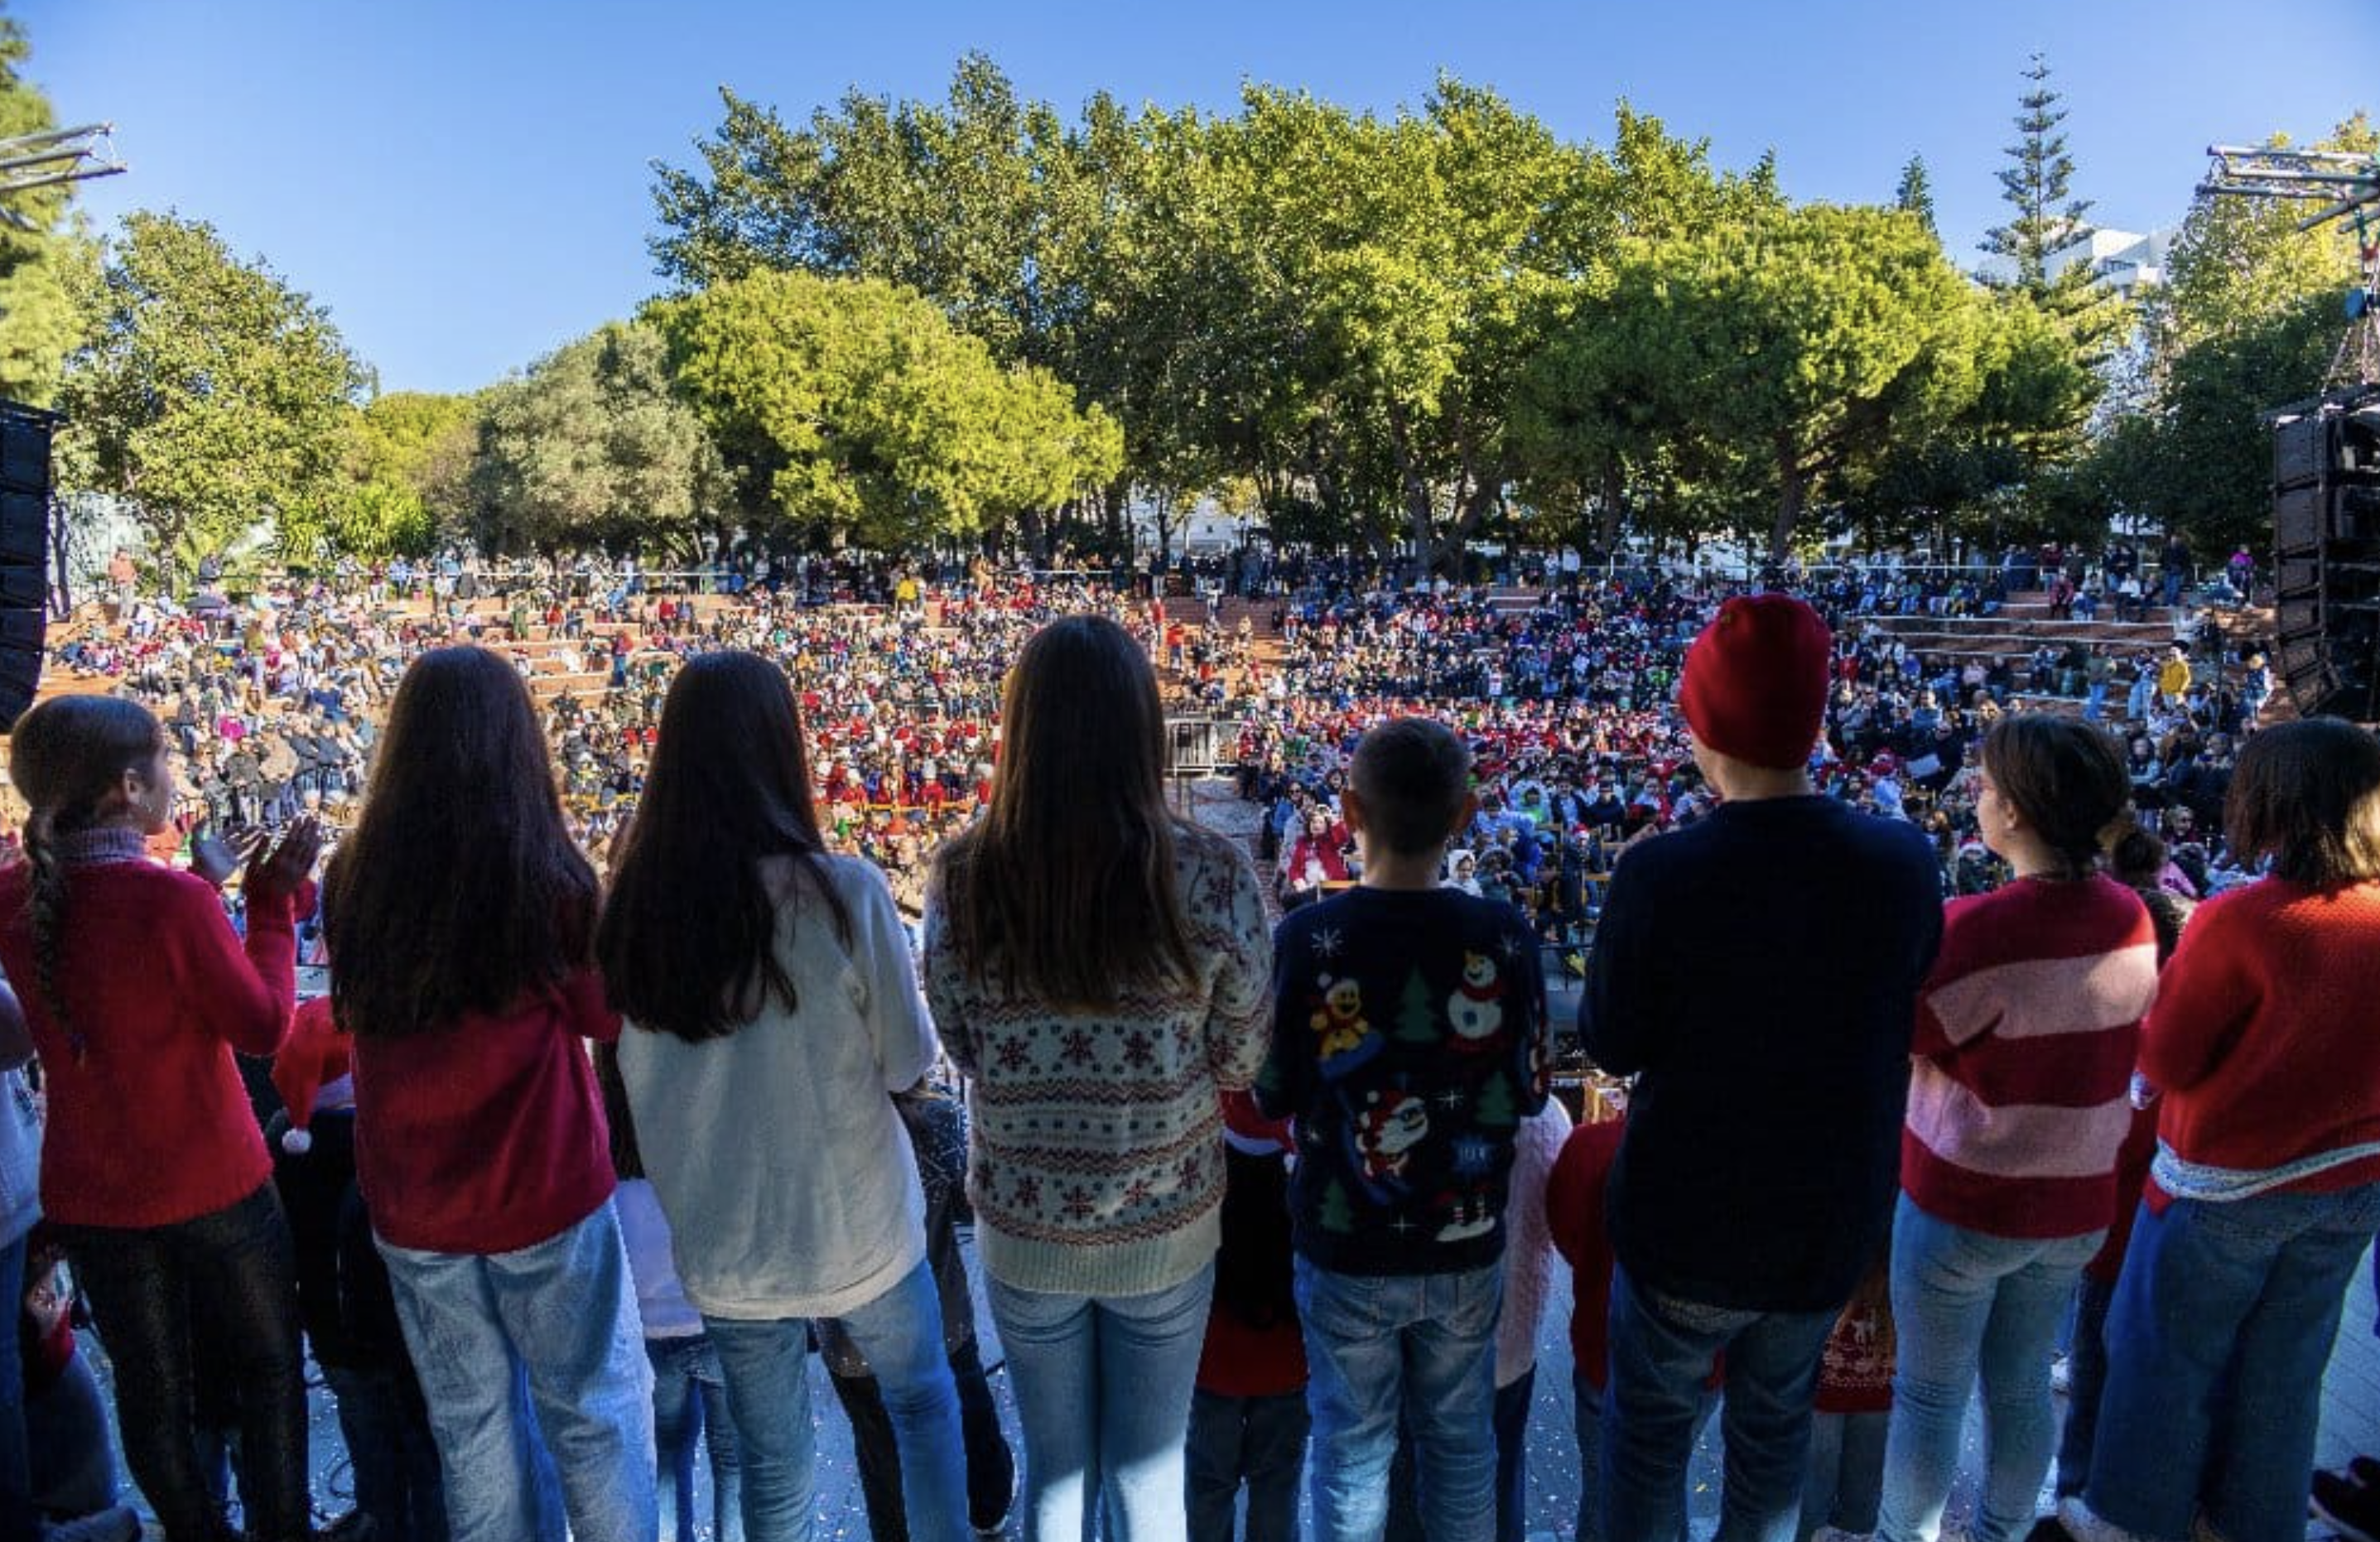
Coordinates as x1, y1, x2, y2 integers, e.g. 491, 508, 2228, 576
1876, 1196, 2100, 1542
706, 1260, 967, 1542
2086, 1183, 2380, 1542
1297, 1257, 1501, 1542
378, 1198, 658, 1542
990, 1260, 1216, 1542
1603, 1264, 1837, 1542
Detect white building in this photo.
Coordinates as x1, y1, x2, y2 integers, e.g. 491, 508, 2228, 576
1976, 226, 2175, 294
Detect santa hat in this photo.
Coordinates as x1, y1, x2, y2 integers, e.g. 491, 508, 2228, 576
1678, 595, 1833, 770
272, 997, 354, 1155
1220, 1088, 1292, 1154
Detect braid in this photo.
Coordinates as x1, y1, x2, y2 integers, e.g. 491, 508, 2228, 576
18, 806, 78, 1060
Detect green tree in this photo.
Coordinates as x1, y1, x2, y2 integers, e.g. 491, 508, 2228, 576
1895, 153, 1937, 235
653, 269, 1120, 550
0, 11, 98, 407
1982, 53, 2093, 289
1393, 970, 1438, 1043
55, 212, 368, 578
472, 320, 727, 557
1474, 1071, 1516, 1130
330, 390, 479, 557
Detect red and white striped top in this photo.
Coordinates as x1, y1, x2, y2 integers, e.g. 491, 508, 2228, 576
1902, 875, 2159, 1239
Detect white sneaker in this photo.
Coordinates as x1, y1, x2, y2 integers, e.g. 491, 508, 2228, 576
2050, 1352, 2073, 1396
2058, 1496, 2151, 1542
41, 1506, 142, 1542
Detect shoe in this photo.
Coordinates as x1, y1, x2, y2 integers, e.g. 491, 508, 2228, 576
2315, 1468, 2380, 1542
2354, 1454, 2380, 1488
2058, 1498, 2149, 1542
318, 1515, 379, 1542
2050, 1352, 2072, 1396
40, 1507, 142, 1542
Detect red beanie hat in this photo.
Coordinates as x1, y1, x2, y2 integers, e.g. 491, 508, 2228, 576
272, 996, 354, 1155
1678, 595, 1833, 770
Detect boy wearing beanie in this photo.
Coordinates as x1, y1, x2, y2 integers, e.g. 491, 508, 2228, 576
1581, 594, 1942, 1542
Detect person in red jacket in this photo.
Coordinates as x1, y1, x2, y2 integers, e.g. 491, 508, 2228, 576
2069, 718, 2380, 1542
0, 694, 321, 1542
322, 647, 653, 1542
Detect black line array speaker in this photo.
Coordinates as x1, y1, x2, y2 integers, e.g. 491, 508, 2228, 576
0, 402, 53, 732
2272, 387, 2380, 722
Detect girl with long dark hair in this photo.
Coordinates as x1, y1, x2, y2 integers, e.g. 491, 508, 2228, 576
321, 647, 653, 1542
0, 694, 320, 1542
924, 615, 1273, 1542
601, 651, 967, 1542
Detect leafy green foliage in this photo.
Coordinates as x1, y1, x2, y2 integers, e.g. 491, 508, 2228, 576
0, 13, 99, 407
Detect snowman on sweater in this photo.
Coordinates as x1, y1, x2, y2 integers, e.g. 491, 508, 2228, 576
1446, 951, 1506, 1053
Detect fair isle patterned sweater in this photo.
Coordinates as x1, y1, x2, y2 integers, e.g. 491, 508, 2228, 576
922, 826, 1274, 1297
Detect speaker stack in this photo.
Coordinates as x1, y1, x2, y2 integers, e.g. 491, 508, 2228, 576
0, 401, 54, 733
2271, 386, 2380, 723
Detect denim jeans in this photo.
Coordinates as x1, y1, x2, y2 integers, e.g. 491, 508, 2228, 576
2085, 1183, 2380, 1542
708, 1260, 966, 1542
990, 1260, 1216, 1542
323, 1362, 449, 1542
1602, 1263, 1836, 1542
831, 1338, 1014, 1540
648, 1334, 742, 1542
60, 1181, 311, 1542
1877, 1197, 2100, 1542
1296, 1258, 1501, 1542
2052, 1275, 2115, 1499
1186, 1388, 1308, 1542
1800, 1411, 1887, 1542
0, 1231, 29, 1539
378, 1198, 658, 1542
1384, 1370, 1529, 1542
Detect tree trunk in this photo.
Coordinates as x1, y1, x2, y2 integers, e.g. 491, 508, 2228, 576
1595, 458, 1626, 557
1770, 437, 1804, 561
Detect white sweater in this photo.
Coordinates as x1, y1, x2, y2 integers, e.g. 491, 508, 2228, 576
619, 855, 935, 1321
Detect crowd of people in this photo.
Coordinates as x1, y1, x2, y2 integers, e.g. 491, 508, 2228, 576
0, 547, 2373, 1542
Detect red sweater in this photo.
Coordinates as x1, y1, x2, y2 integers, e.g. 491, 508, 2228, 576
0, 858, 296, 1228
1546, 1117, 1623, 1392
1902, 876, 2156, 1239
352, 966, 620, 1255
2142, 877, 2380, 1209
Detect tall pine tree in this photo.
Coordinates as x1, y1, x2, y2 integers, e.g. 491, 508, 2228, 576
1981, 53, 2093, 290
1895, 154, 1937, 236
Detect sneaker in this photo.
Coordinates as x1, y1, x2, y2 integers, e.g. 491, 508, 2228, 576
2058, 1498, 2150, 1542
319, 1515, 380, 1542
41, 1507, 142, 1542
2354, 1454, 2380, 1488
2315, 1468, 2380, 1542
2050, 1352, 2072, 1396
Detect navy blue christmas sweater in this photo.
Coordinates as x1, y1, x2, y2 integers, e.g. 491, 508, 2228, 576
1256, 885, 1550, 1275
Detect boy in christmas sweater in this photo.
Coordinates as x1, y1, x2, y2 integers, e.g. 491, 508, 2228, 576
1258, 716, 1550, 1542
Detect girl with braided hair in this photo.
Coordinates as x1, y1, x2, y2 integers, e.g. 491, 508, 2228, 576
0, 692, 322, 1542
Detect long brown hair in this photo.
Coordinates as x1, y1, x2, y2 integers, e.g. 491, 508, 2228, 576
7, 696, 163, 1053
321, 647, 596, 1037
932, 614, 1196, 1010
596, 651, 850, 1042
2225, 717, 2380, 885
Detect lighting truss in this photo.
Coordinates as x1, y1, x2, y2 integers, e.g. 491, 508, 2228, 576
0, 123, 124, 230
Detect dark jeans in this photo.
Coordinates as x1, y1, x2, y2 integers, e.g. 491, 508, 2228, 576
0, 1232, 29, 1538
2053, 1274, 2115, 1499
58, 1182, 309, 1542
1187, 1388, 1308, 1542
323, 1363, 448, 1542
648, 1334, 742, 1542
1385, 1370, 1534, 1542
828, 1337, 1014, 1540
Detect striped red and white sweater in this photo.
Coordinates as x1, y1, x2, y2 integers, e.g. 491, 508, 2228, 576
1902, 875, 2158, 1240
923, 825, 1274, 1298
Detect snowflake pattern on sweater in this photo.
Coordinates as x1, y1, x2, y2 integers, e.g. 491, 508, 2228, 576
923, 825, 1274, 1298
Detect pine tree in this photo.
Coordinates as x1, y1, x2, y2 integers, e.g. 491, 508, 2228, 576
1318, 1180, 1355, 1233
1394, 969, 1438, 1043
1895, 154, 1937, 237
1474, 1071, 1516, 1129
1981, 53, 2094, 291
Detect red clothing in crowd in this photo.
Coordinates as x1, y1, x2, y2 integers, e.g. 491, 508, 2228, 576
1813, 1299, 1894, 1415
352, 966, 620, 1255
1546, 1116, 1623, 1391
0, 857, 296, 1229
1902, 875, 2157, 1240
2141, 877, 2380, 1210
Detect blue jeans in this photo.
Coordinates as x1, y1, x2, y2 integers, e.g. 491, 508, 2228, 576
1800, 1411, 1886, 1542
378, 1199, 658, 1542
1602, 1264, 1837, 1542
2085, 1183, 2380, 1542
648, 1334, 742, 1542
708, 1260, 966, 1542
990, 1260, 1216, 1542
1186, 1388, 1308, 1542
1297, 1258, 1501, 1542
1384, 1367, 1530, 1542
1878, 1197, 2099, 1542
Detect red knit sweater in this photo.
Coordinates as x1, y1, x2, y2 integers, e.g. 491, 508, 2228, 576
1902, 876, 2157, 1240
0, 858, 295, 1228
2142, 877, 2380, 1209
351, 966, 620, 1255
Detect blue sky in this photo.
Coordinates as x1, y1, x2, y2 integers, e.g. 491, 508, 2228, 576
16, 0, 2376, 396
